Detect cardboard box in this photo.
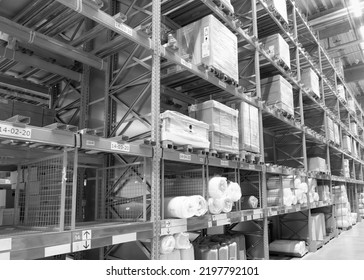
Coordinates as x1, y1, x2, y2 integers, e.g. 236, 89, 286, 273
176, 15, 238, 82
308, 157, 327, 172
343, 135, 352, 153
189, 100, 238, 136
261, 33, 290, 69
265, 0, 288, 23
301, 68, 320, 98
261, 75, 294, 115
209, 129, 239, 154
161, 110, 210, 149
337, 84, 346, 101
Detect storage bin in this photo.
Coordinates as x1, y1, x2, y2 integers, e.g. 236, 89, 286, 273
261, 75, 294, 115
261, 33, 290, 69
176, 14, 238, 82
301, 68, 320, 98
188, 100, 238, 136
161, 110, 210, 149
308, 157, 327, 172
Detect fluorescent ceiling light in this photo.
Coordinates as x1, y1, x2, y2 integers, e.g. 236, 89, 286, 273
351, 0, 362, 17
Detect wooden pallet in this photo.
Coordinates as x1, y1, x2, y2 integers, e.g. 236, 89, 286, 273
162, 140, 209, 155
240, 150, 261, 164
209, 149, 240, 161
202, 63, 239, 87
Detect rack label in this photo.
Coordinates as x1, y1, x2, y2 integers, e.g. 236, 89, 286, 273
180, 58, 192, 69
220, 160, 229, 166
179, 153, 191, 161
115, 22, 133, 36
218, 80, 227, 88
85, 140, 95, 146
111, 142, 130, 152
0, 124, 31, 139
112, 233, 137, 245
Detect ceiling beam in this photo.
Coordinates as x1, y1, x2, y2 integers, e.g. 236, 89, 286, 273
0, 46, 82, 82
344, 62, 364, 83
0, 16, 106, 71
0, 73, 49, 98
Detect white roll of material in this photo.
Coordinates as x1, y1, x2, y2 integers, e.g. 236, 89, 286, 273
174, 232, 191, 249
294, 176, 301, 189
190, 195, 208, 216
297, 182, 308, 193
269, 240, 306, 255
164, 196, 197, 219
160, 235, 176, 255
208, 177, 228, 199
242, 196, 259, 209
291, 195, 298, 205
179, 245, 195, 260
313, 192, 319, 202
221, 197, 233, 213
226, 182, 242, 202
208, 197, 224, 215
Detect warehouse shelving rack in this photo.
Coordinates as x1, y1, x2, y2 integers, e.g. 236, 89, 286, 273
0, 0, 364, 260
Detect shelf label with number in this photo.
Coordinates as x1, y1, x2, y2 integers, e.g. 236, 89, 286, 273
218, 80, 227, 88
220, 160, 229, 166
0, 124, 31, 139
115, 22, 133, 36
111, 142, 130, 152
179, 153, 191, 161
180, 58, 192, 69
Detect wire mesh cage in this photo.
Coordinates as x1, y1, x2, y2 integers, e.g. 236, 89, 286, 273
240, 170, 261, 210
16, 152, 74, 230
96, 161, 150, 222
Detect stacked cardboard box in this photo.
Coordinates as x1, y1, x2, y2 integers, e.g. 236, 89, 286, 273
189, 100, 239, 154
265, 0, 288, 23
308, 157, 327, 173
261, 75, 294, 115
176, 14, 238, 83
301, 68, 320, 98
261, 33, 290, 69
337, 84, 346, 101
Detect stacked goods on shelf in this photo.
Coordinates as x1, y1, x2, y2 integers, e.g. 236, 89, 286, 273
343, 135, 352, 153
160, 110, 210, 149
333, 185, 352, 228
266, 176, 296, 207
337, 84, 346, 101
348, 98, 356, 114
230, 101, 260, 154
359, 193, 364, 217
310, 213, 326, 241
269, 239, 307, 256
176, 14, 238, 83
327, 117, 341, 145
160, 233, 195, 260
334, 123, 340, 145
343, 159, 350, 178
293, 175, 308, 204
317, 185, 331, 203
350, 213, 357, 226
189, 100, 239, 154
241, 196, 259, 210
194, 233, 244, 260
336, 59, 344, 77
261, 75, 294, 116
207, 177, 242, 214
308, 178, 320, 203
261, 33, 290, 69
350, 122, 358, 135
164, 195, 208, 219
301, 68, 320, 99
265, 0, 288, 23
308, 157, 327, 173
352, 140, 358, 158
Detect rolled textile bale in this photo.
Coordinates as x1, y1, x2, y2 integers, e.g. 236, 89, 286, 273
160, 235, 176, 255
291, 195, 298, 205
174, 232, 191, 249
221, 197, 233, 213
164, 196, 198, 219
208, 177, 228, 199
308, 178, 317, 192
226, 182, 242, 202
208, 197, 224, 215
336, 207, 348, 217
241, 196, 258, 209
190, 195, 208, 216
269, 240, 306, 255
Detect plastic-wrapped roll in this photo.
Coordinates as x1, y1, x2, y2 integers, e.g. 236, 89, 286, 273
336, 207, 348, 216
294, 175, 301, 189
208, 177, 228, 199
221, 197, 233, 213
160, 235, 176, 255
190, 195, 208, 216
241, 196, 259, 209
267, 196, 281, 206
297, 182, 308, 193
226, 182, 242, 202
336, 217, 351, 228
180, 245, 195, 260
313, 192, 319, 202
308, 178, 317, 192
174, 232, 191, 249
291, 195, 298, 205
334, 195, 348, 204
269, 240, 306, 255
208, 197, 224, 215
164, 196, 198, 219
298, 193, 307, 204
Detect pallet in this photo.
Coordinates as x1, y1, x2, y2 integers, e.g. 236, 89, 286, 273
271, 105, 294, 120
275, 57, 290, 72
240, 150, 261, 164
161, 140, 209, 155
209, 149, 240, 161
202, 64, 239, 87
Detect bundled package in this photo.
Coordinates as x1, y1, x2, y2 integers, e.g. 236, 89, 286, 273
261, 33, 290, 69
308, 157, 327, 173
301, 68, 320, 99
343, 135, 352, 153
176, 14, 238, 83
337, 84, 346, 101
265, 0, 288, 23
261, 75, 294, 115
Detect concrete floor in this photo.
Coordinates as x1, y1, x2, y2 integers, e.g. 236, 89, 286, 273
302, 221, 364, 260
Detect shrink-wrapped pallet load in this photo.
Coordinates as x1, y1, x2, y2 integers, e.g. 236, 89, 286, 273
333, 122, 340, 145
350, 122, 358, 135
161, 110, 210, 149
176, 14, 238, 83
348, 99, 356, 114
337, 84, 346, 101
308, 157, 327, 173
343, 159, 350, 178
261, 33, 290, 69
302, 68, 320, 99
327, 117, 335, 143
343, 135, 352, 153
265, 0, 288, 23
261, 75, 294, 116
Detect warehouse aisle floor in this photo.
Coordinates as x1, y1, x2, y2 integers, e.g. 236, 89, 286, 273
301, 221, 364, 260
